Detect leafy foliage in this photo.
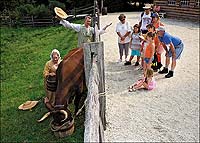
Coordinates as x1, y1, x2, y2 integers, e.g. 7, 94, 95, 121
13, 4, 51, 18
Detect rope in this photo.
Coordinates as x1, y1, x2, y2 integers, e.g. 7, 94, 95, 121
74, 91, 106, 118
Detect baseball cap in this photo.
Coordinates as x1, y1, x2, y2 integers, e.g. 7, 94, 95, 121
152, 13, 159, 18
157, 26, 165, 31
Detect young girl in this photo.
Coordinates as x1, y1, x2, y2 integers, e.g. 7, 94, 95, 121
139, 34, 147, 70
152, 12, 164, 29
128, 68, 156, 92
152, 13, 164, 70
143, 32, 155, 74
146, 23, 164, 71
124, 24, 141, 66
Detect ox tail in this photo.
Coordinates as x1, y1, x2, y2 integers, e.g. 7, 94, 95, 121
37, 112, 51, 123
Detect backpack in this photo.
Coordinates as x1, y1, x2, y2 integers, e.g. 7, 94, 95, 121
139, 12, 153, 28
141, 11, 154, 18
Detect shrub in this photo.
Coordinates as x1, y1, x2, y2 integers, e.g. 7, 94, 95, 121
32, 4, 51, 18
49, 0, 66, 16
15, 4, 51, 18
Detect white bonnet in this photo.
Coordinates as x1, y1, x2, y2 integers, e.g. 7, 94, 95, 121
50, 49, 60, 60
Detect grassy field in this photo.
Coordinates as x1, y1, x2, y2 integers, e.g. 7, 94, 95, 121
0, 23, 85, 142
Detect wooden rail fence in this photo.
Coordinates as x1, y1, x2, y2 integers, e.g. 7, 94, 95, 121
0, 4, 95, 27
0, 16, 59, 27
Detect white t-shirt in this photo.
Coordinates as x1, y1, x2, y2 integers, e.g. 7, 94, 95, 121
139, 13, 152, 31
116, 21, 131, 44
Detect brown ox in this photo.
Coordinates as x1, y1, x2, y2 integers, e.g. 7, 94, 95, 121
53, 47, 86, 124
38, 47, 86, 125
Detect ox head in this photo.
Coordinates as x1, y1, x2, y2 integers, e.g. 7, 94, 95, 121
52, 106, 73, 126
37, 107, 73, 124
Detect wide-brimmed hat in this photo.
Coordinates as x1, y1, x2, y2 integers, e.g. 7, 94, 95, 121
143, 4, 152, 9
54, 7, 68, 19
18, 101, 39, 110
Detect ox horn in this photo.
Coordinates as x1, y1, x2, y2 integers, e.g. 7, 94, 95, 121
59, 110, 68, 122
37, 112, 51, 123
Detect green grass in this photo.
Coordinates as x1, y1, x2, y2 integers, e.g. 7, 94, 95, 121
1, 23, 85, 142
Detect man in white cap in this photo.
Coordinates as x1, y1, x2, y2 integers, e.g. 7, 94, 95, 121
139, 3, 153, 34
157, 26, 184, 78
56, 15, 111, 48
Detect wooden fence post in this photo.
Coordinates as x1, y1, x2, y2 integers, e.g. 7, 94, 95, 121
83, 41, 106, 139
31, 16, 34, 27
73, 7, 77, 18
52, 17, 55, 26
9, 17, 12, 27
83, 42, 105, 93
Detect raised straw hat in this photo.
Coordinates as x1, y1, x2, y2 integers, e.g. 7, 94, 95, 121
54, 7, 68, 19
18, 101, 39, 110
143, 4, 152, 9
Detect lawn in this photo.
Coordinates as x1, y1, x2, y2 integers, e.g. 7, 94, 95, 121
0, 23, 85, 142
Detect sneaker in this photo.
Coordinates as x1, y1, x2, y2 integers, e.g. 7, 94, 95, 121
128, 88, 136, 92
153, 69, 158, 72
157, 62, 163, 70
117, 59, 122, 63
124, 61, 131, 65
134, 62, 139, 66
158, 67, 168, 74
165, 71, 173, 78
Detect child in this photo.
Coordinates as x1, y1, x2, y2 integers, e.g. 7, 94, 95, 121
151, 12, 164, 29
143, 32, 155, 74
138, 34, 147, 70
128, 68, 156, 92
124, 24, 141, 66
146, 23, 163, 71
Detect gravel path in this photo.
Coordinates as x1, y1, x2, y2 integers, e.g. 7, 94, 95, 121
100, 12, 199, 142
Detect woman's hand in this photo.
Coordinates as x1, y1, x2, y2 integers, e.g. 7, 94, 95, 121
121, 36, 125, 41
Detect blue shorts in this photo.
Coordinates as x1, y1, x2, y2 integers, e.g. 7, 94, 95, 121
144, 57, 153, 64
131, 50, 141, 56
168, 42, 184, 59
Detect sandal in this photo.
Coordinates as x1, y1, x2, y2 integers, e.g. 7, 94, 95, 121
128, 85, 133, 89
128, 88, 136, 92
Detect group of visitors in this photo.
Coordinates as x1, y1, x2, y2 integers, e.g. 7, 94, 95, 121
115, 4, 184, 92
